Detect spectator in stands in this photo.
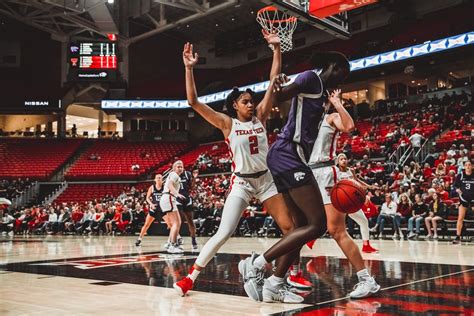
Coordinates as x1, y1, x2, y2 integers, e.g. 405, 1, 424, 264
424, 192, 447, 240
459, 144, 468, 156
370, 193, 397, 238
76, 208, 93, 234
435, 163, 446, 177
444, 153, 456, 167
407, 194, 428, 239
90, 209, 104, 234
0, 209, 14, 235
116, 206, 133, 234
409, 131, 424, 153
57, 208, 70, 234
44, 208, 58, 234
396, 193, 412, 238
71, 124, 77, 137
447, 144, 457, 157
102, 207, 115, 234
457, 151, 469, 172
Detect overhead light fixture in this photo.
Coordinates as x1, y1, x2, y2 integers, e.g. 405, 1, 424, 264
411, 80, 415, 84
107, 0, 114, 4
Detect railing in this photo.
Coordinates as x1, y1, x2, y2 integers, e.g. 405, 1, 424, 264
414, 138, 433, 165
42, 181, 68, 206
11, 181, 39, 209
399, 145, 414, 167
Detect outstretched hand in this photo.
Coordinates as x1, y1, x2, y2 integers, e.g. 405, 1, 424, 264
329, 89, 342, 106
262, 29, 281, 47
183, 42, 198, 68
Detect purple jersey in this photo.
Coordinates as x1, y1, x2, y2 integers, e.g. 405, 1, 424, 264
279, 70, 326, 163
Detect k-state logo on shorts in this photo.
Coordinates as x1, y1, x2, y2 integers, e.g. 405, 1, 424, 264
294, 172, 306, 182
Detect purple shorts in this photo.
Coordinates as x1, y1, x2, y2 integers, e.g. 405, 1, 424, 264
267, 138, 314, 193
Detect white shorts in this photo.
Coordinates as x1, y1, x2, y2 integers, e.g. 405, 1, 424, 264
311, 165, 338, 205
227, 171, 278, 203
159, 193, 178, 213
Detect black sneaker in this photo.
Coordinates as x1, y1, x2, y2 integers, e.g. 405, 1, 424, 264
135, 239, 142, 247
451, 238, 460, 245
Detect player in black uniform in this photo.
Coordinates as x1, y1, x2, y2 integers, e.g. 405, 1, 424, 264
136, 174, 164, 246
452, 160, 473, 244
177, 168, 198, 250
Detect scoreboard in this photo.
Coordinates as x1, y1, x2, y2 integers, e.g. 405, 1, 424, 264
68, 41, 117, 81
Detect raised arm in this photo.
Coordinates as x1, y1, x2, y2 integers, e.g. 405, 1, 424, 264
327, 89, 355, 133
256, 30, 281, 125
183, 43, 232, 137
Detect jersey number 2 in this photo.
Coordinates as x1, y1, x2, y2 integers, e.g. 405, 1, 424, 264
249, 136, 259, 155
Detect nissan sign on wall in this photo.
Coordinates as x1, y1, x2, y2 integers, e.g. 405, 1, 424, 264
24, 100, 61, 110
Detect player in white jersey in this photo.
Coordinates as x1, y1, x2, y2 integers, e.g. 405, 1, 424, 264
174, 35, 305, 302
334, 153, 378, 253
308, 89, 380, 299
160, 161, 186, 254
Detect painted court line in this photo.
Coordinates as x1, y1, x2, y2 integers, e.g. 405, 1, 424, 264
312, 268, 474, 306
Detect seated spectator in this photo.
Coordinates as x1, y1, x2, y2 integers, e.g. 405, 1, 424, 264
447, 144, 457, 157
131, 164, 140, 172
407, 194, 428, 239
0, 209, 14, 234
57, 208, 70, 234
424, 193, 447, 240
396, 193, 412, 238
457, 151, 469, 172
370, 193, 398, 238
435, 163, 446, 177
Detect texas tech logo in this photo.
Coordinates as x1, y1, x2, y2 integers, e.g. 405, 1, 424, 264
31, 253, 198, 270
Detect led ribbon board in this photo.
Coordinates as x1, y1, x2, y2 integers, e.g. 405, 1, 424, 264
102, 31, 474, 109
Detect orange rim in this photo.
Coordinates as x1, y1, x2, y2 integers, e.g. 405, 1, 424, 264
257, 6, 298, 24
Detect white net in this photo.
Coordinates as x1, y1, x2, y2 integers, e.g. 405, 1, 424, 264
256, 6, 298, 53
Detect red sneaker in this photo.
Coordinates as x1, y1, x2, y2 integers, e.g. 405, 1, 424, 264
362, 244, 379, 253
286, 272, 313, 289
173, 276, 193, 296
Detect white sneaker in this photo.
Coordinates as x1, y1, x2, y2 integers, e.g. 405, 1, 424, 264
349, 278, 381, 299
192, 243, 198, 250
407, 232, 416, 239
167, 244, 184, 254
163, 241, 171, 249
262, 279, 304, 303
238, 253, 264, 302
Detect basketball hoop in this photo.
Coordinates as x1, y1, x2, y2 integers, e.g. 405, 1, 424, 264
256, 6, 298, 53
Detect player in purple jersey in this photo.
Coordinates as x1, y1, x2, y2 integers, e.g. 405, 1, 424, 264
239, 52, 353, 303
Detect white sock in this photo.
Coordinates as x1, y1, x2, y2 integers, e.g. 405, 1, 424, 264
188, 267, 200, 282
138, 237, 142, 241
357, 269, 372, 282
290, 264, 299, 276
267, 275, 284, 287
253, 255, 268, 269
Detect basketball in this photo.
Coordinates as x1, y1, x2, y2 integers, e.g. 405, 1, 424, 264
330, 179, 366, 214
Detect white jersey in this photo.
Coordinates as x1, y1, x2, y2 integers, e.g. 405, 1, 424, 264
335, 166, 353, 181
163, 171, 180, 196
225, 117, 268, 175
308, 115, 338, 164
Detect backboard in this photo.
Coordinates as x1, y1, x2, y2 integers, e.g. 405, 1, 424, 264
268, 0, 351, 39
